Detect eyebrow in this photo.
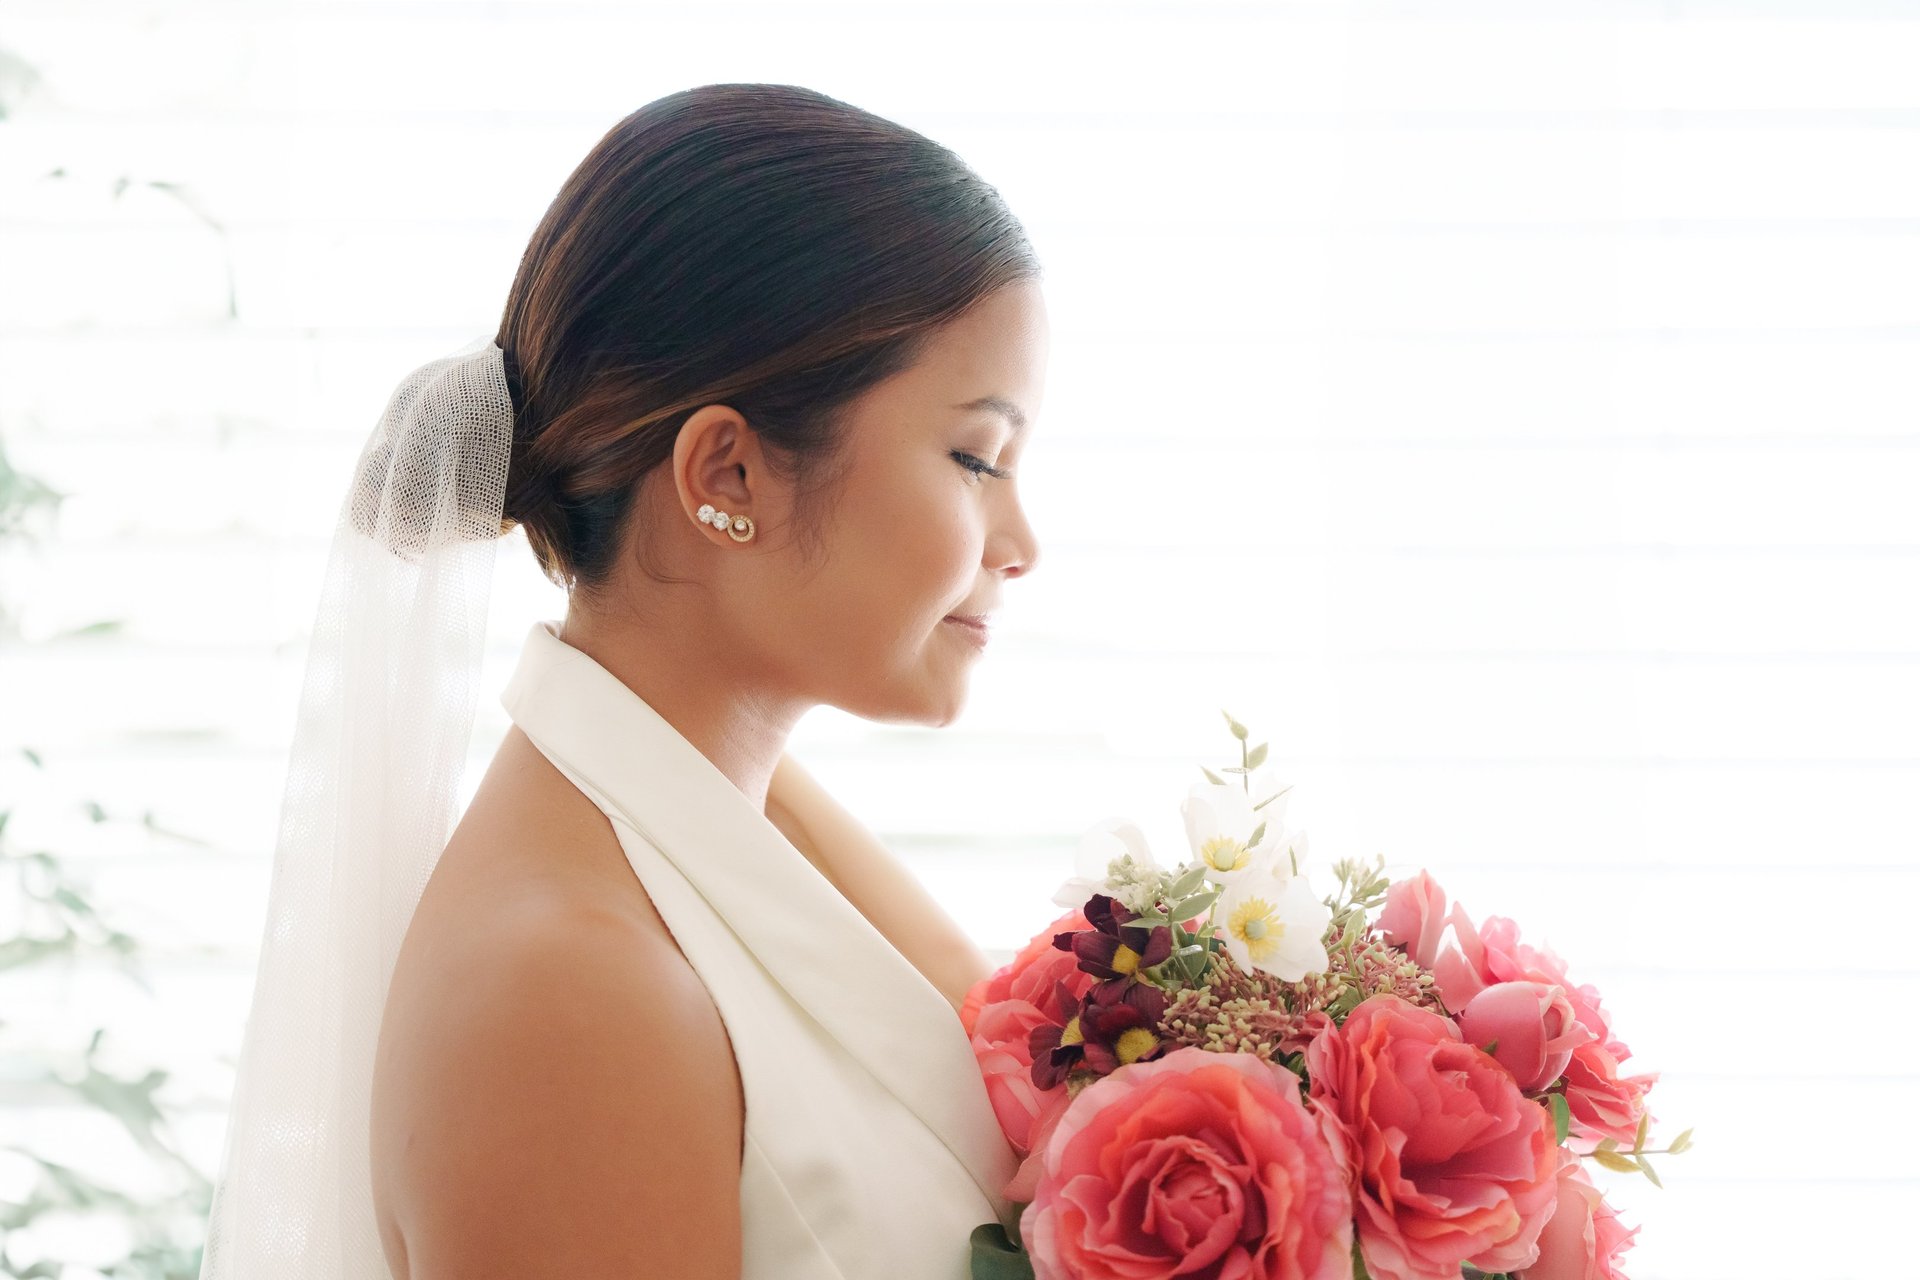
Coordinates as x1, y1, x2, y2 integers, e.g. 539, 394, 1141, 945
952, 395, 1028, 438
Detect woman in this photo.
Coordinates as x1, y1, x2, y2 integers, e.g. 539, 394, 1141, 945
199, 83, 1046, 1278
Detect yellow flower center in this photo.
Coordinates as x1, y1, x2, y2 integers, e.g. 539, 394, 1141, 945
1116, 1027, 1159, 1066
1201, 836, 1249, 874
1229, 895, 1286, 962
1110, 943, 1141, 975
1059, 1015, 1084, 1046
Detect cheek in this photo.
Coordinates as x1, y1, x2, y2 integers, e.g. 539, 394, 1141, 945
821, 462, 981, 623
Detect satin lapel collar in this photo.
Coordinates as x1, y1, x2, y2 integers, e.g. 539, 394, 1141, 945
499, 621, 1016, 1214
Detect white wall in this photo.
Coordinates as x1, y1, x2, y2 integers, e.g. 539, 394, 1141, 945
2, 3, 1916, 1276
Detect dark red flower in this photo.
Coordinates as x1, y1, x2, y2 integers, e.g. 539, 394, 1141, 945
1027, 976, 1091, 1089
1053, 892, 1174, 983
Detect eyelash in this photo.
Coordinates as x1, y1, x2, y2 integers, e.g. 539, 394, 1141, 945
952, 451, 1011, 482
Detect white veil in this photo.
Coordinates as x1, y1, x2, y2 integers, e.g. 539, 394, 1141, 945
198, 335, 515, 1277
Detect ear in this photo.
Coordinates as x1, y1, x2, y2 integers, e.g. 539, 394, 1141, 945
670, 404, 760, 532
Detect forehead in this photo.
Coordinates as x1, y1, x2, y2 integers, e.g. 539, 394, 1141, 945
886, 281, 1049, 432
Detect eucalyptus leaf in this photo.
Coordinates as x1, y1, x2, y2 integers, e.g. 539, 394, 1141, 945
1591, 1149, 1640, 1174
1170, 887, 1220, 918
1169, 864, 1208, 900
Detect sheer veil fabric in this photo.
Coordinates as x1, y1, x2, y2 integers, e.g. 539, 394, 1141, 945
199, 337, 513, 1277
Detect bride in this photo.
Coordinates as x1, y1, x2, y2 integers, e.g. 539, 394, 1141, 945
198, 83, 1046, 1279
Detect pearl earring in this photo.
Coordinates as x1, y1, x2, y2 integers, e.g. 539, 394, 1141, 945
696, 502, 756, 543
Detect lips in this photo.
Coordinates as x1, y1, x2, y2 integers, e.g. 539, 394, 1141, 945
943, 615, 991, 640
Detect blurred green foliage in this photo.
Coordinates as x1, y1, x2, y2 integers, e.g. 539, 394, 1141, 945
0, 45, 220, 1279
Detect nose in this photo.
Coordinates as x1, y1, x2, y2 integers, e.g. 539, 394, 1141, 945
990, 492, 1040, 579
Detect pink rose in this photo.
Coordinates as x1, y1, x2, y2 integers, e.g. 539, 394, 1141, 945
1517, 1148, 1640, 1280
1456, 980, 1597, 1093
1434, 911, 1617, 1055
1560, 1039, 1660, 1155
1378, 870, 1450, 969
1022, 1047, 1354, 1280
964, 909, 1098, 1162
963, 907, 1094, 1038
1306, 994, 1561, 1280
1003, 1092, 1070, 1203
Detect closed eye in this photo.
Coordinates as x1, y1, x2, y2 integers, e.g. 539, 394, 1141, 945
952, 451, 1011, 482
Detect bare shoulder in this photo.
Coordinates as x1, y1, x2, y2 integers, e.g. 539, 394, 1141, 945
371, 733, 744, 1279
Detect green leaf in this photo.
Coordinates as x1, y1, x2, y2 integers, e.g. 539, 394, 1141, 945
1252, 783, 1293, 811
54, 619, 126, 639
1480, 1038, 1500, 1057
1247, 819, 1267, 850
1634, 1109, 1651, 1154
1168, 863, 1208, 900
1170, 887, 1220, 919
1669, 1126, 1694, 1154
1223, 711, 1249, 740
969, 1220, 1035, 1280
1201, 765, 1227, 786
1246, 741, 1269, 768
1548, 1093, 1571, 1145
1634, 1153, 1663, 1189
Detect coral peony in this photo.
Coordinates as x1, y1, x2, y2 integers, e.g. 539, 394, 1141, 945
1517, 1148, 1640, 1280
1306, 994, 1561, 1280
1023, 1047, 1354, 1280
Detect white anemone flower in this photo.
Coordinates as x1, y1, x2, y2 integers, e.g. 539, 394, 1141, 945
1215, 868, 1332, 982
1180, 772, 1298, 890
1050, 816, 1164, 912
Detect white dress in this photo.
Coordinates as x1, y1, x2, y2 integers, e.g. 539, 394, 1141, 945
499, 619, 1020, 1277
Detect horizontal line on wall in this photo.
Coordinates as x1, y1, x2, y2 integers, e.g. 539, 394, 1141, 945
22, 530, 1920, 559
22, 0, 1920, 21
13, 215, 1920, 237
17, 102, 1920, 131
27, 730, 1920, 771
20, 424, 1920, 451
17, 638, 1920, 666
7, 321, 1920, 344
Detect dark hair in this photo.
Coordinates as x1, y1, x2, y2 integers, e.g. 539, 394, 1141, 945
493, 83, 1043, 603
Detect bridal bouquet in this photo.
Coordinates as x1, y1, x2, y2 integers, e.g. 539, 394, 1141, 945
962, 714, 1688, 1280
